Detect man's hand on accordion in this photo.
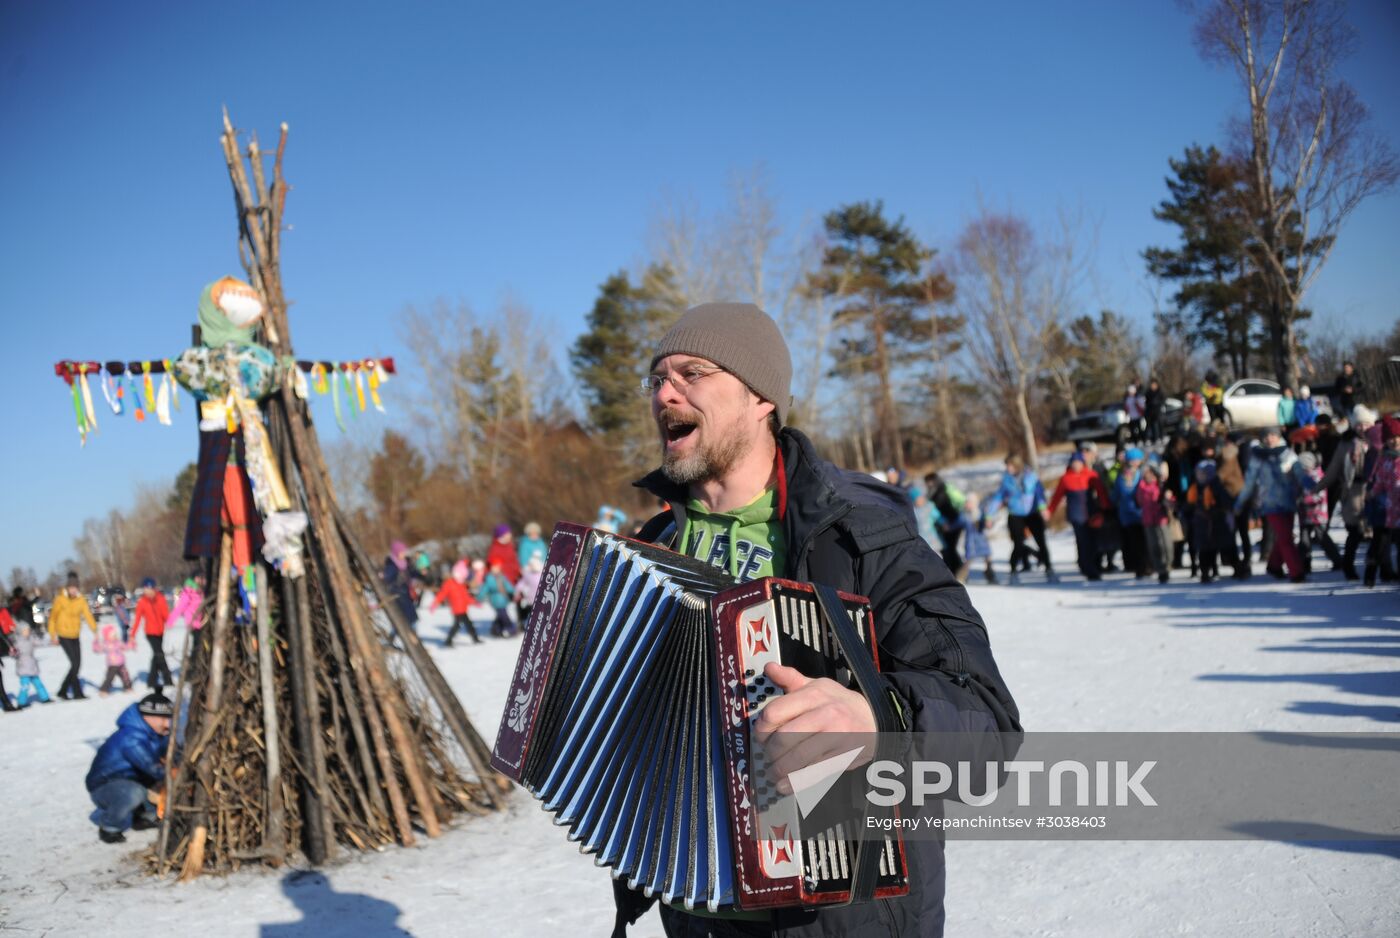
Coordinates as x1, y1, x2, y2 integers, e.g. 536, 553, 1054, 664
751, 661, 878, 795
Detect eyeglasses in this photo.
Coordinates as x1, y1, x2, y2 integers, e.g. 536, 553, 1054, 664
639, 364, 723, 395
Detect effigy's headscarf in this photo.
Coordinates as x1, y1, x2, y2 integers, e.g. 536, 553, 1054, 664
198, 276, 264, 348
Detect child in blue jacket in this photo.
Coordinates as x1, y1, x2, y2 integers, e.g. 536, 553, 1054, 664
86, 692, 172, 842
478, 561, 517, 638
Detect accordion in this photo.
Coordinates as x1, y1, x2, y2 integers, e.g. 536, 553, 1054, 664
492, 523, 908, 913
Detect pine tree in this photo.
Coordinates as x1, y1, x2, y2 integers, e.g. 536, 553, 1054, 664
1144, 145, 1259, 378
570, 265, 679, 465
807, 201, 954, 471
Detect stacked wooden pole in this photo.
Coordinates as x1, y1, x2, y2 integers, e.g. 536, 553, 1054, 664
154, 112, 507, 879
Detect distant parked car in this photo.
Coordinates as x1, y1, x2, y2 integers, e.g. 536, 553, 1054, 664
1220, 378, 1332, 431
1065, 396, 1184, 444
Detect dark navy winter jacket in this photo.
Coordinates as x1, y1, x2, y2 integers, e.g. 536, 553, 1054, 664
618, 427, 1023, 938
86, 703, 167, 792
1235, 444, 1314, 516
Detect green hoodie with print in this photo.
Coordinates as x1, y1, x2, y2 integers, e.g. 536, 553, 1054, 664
677, 488, 786, 582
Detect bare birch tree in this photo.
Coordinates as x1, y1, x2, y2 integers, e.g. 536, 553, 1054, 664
953, 211, 1083, 467
1191, 0, 1398, 387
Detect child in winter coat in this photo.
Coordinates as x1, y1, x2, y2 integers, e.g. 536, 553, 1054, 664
0, 609, 14, 712
985, 455, 1055, 584
94, 623, 133, 694
478, 562, 517, 637
515, 556, 543, 628
1114, 449, 1149, 578
1362, 416, 1400, 586
112, 594, 132, 643
516, 522, 548, 570
959, 493, 997, 585
166, 577, 204, 631
1047, 451, 1111, 581
1184, 460, 1239, 583
86, 692, 172, 842
1235, 428, 1315, 581
1296, 451, 1343, 575
1136, 464, 1174, 583
11, 623, 51, 706
1277, 387, 1297, 428
431, 560, 480, 647
1294, 386, 1319, 427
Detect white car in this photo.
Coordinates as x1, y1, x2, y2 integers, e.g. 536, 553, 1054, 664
1221, 378, 1330, 430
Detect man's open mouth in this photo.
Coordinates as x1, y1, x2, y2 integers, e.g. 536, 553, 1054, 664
661, 414, 699, 445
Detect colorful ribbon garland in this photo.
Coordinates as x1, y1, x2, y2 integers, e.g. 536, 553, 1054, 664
53, 356, 396, 443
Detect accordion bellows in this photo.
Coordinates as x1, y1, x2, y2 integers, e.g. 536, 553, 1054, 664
493, 523, 908, 912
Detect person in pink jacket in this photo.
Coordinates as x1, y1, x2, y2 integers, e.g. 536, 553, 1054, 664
94, 624, 133, 695
165, 576, 205, 632
1363, 416, 1400, 586
1136, 463, 1175, 584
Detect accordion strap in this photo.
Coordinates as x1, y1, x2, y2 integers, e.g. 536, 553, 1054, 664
812, 583, 899, 907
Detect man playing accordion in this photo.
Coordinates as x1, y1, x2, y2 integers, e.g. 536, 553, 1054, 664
615, 302, 1022, 938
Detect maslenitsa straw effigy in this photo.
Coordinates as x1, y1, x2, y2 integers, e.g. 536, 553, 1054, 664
151, 112, 508, 880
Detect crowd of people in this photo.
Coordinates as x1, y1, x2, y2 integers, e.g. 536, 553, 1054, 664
908, 402, 1400, 589
1, 573, 202, 713
381, 521, 549, 647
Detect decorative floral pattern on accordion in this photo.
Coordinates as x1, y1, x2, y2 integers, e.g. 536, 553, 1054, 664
505, 561, 566, 734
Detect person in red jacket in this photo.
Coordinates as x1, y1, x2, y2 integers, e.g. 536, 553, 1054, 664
485, 524, 522, 584
431, 561, 480, 647
1047, 451, 1112, 581
0, 607, 16, 712
129, 579, 173, 688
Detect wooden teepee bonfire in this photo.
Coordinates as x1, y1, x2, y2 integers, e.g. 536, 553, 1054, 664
156, 112, 506, 879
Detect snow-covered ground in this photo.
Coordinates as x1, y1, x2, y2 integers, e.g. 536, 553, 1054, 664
3, 523, 1398, 937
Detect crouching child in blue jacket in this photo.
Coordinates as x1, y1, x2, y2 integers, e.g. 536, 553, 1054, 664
86, 692, 173, 843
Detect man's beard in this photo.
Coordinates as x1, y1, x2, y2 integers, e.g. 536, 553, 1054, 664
659, 411, 753, 485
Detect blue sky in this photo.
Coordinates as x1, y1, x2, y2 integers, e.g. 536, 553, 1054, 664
2, 0, 1397, 580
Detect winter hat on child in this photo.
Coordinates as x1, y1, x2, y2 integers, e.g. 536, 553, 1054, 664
1383, 416, 1400, 441
138, 692, 174, 717
451, 560, 469, 582
493, 524, 511, 539
141, 577, 156, 590
1125, 447, 1145, 463
650, 302, 793, 424
1299, 451, 1319, 472
1352, 405, 1378, 426
1067, 451, 1085, 467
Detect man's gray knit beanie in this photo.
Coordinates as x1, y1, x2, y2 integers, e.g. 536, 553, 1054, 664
651, 302, 793, 423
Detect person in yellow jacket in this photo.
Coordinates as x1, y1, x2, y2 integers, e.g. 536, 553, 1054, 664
48, 572, 98, 700
1202, 371, 1226, 425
